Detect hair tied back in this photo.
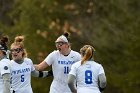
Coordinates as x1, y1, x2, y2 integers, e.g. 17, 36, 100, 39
15, 36, 24, 43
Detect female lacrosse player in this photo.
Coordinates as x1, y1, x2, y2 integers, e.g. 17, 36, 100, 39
35, 32, 81, 93
0, 35, 11, 93
67, 45, 107, 93
10, 36, 51, 93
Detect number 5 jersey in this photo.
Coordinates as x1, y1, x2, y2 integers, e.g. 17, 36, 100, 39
10, 58, 35, 93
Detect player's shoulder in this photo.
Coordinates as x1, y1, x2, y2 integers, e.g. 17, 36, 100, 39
0, 58, 11, 68
91, 61, 102, 67
24, 57, 33, 63
0, 58, 10, 66
24, 57, 32, 61
49, 50, 59, 56
70, 50, 80, 55
0, 58, 10, 63
72, 61, 81, 67
70, 50, 81, 58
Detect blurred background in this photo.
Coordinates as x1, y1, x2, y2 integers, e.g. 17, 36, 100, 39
0, 0, 140, 93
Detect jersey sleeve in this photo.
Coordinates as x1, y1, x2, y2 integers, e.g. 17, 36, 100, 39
30, 60, 35, 71
25, 58, 35, 71
0, 59, 10, 76
76, 52, 81, 62
44, 51, 56, 66
98, 65, 105, 75
73, 51, 81, 62
69, 63, 78, 76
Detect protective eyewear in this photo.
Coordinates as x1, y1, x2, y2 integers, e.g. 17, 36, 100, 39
55, 42, 67, 46
10, 48, 23, 53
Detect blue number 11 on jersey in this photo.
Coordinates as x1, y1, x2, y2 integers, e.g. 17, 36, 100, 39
64, 66, 69, 74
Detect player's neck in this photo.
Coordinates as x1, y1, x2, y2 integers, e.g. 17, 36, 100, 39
14, 58, 24, 64
63, 48, 71, 56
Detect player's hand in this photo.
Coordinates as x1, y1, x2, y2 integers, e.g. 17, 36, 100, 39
72, 90, 77, 93
99, 86, 105, 92
72, 92, 77, 93
46, 69, 53, 77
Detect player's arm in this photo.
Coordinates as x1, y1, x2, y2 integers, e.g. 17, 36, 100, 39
31, 70, 53, 78
34, 61, 49, 71
67, 74, 77, 93
98, 73, 107, 92
2, 73, 10, 93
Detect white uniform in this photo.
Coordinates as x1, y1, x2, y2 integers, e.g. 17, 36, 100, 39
69, 61, 105, 93
44, 50, 81, 93
0, 58, 11, 93
10, 58, 35, 93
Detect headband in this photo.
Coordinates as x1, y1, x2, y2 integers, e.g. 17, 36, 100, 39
55, 35, 68, 43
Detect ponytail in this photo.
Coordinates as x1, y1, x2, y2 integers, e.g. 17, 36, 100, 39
80, 45, 95, 65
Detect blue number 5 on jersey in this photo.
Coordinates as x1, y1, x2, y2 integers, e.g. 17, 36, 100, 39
21, 74, 25, 82
85, 70, 93, 84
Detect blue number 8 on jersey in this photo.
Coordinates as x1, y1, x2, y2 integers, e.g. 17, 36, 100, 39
85, 70, 92, 84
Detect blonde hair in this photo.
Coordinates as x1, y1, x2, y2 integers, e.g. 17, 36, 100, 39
11, 36, 27, 57
80, 45, 95, 65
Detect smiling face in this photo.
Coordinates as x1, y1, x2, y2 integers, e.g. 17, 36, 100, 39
10, 45, 23, 61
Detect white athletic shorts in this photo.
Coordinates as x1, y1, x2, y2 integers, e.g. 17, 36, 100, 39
77, 87, 101, 93
49, 79, 71, 93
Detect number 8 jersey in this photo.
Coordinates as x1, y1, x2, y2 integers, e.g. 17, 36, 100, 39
69, 60, 105, 93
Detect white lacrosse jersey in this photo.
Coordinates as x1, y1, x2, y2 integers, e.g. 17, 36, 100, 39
10, 58, 35, 93
44, 50, 81, 93
0, 58, 11, 93
69, 60, 105, 93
